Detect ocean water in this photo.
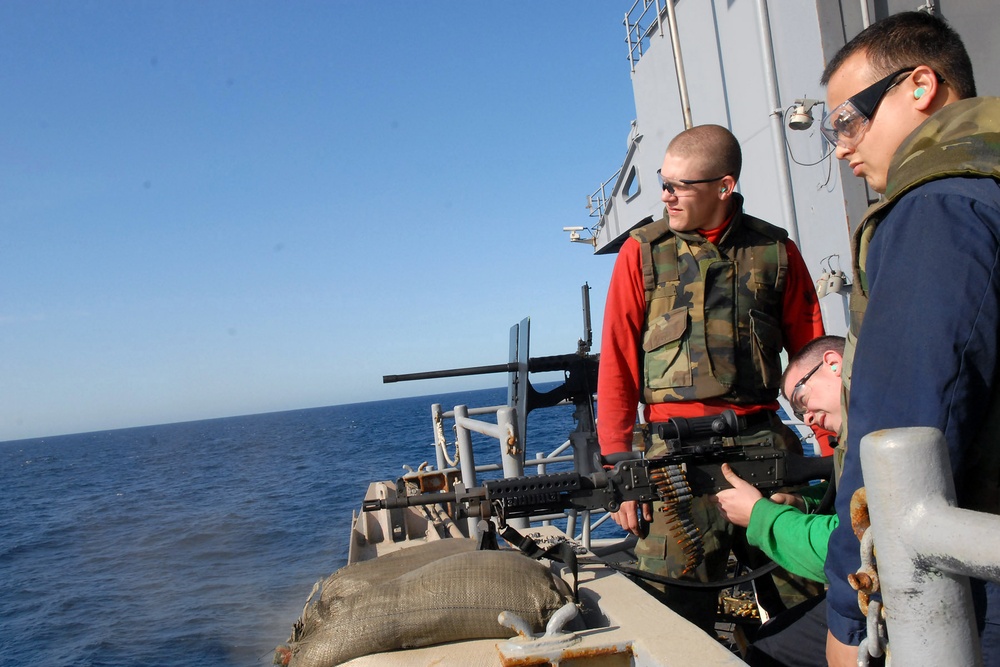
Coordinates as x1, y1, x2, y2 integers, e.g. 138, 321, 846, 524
0, 384, 579, 667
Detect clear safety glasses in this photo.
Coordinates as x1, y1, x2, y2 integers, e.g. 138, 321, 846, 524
820, 68, 915, 147
789, 360, 824, 421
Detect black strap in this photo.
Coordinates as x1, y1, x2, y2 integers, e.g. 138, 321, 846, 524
488, 522, 788, 595
814, 476, 837, 514
601, 559, 779, 590
493, 523, 579, 602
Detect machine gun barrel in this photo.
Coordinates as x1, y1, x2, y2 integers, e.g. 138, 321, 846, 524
383, 363, 517, 384
382, 354, 595, 384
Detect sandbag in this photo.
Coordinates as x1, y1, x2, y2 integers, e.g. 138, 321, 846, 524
316, 538, 479, 603
274, 539, 572, 667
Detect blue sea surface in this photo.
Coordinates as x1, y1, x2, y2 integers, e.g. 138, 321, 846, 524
0, 384, 582, 666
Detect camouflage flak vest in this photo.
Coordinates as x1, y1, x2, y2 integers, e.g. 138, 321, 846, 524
630, 202, 788, 405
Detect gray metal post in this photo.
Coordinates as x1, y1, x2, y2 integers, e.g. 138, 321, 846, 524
625, 11, 635, 73
496, 406, 528, 530
566, 510, 577, 542
860, 427, 982, 666
753, 0, 801, 246
663, 0, 693, 129
496, 406, 523, 479
453, 404, 480, 538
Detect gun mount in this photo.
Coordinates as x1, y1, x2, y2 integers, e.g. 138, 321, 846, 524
382, 284, 601, 475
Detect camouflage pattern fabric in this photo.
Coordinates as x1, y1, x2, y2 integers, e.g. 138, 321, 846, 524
634, 412, 820, 629
848, 97, 1000, 339
630, 196, 789, 406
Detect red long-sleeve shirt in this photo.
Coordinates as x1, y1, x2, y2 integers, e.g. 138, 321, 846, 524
597, 221, 825, 455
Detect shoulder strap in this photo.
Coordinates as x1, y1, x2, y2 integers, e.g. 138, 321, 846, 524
737, 214, 788, 292
740, 214, 789, 242
630, 216, 678, 294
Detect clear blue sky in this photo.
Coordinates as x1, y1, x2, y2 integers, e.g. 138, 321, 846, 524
1, 2, 637, 441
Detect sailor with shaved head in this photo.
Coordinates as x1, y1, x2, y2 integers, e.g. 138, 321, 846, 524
596, 123, 826, 632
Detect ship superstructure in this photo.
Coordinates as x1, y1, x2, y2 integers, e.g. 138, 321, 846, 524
583, 0, 999, 336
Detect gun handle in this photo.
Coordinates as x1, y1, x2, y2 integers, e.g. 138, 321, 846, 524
637, 512, 649, 539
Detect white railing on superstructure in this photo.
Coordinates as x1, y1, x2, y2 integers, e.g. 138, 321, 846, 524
624, 0, 668, 72
586, 167, 621, 223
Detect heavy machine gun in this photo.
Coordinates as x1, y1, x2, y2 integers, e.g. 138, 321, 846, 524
364, 408, 832, 585
363, 409, 832, 525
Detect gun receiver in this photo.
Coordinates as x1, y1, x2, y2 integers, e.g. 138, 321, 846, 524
363, 410, 833, 523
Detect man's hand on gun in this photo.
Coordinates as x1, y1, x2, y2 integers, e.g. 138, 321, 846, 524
710, 463, 805, 528
610, 499, 653, 537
